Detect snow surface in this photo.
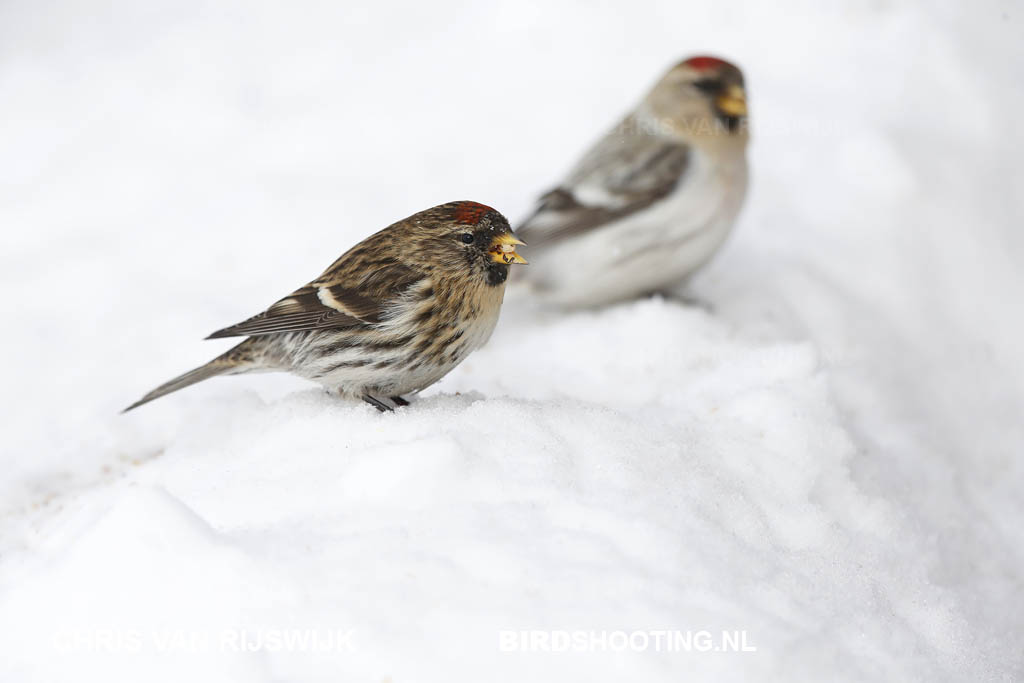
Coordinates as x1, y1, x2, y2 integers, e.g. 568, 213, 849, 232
1, 1, 1022, 681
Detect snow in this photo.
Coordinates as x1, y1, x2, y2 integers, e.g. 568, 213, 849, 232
1, 0, 1022, 681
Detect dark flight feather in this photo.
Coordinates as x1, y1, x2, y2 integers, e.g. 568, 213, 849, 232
518, 129, 691, 247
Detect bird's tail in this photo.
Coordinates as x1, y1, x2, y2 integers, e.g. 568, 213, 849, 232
123, 340, 257, 412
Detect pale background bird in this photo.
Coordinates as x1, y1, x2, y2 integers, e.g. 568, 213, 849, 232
517, 56, 749, 308
125, 201, 526, 412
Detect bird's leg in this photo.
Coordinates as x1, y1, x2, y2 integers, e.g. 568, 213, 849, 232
659, 287, 715, 313
362, 395, 394, 412
390, 395, 410, 407
678, 295, 716, 314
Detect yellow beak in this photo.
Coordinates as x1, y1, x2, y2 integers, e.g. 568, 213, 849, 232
716, 84, 748, 117
489, 232, 527, 265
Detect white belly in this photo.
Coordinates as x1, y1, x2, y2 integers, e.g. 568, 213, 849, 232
527, 151, 748, 308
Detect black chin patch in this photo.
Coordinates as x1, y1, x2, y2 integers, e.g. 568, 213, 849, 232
485, 262, 509, 286
716, 112, 743, 134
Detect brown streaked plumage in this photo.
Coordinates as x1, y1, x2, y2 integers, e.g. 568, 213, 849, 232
125, 201, 526, 412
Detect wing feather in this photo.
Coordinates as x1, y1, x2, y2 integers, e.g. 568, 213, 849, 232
518, 124, 691, 247
206, 260, 424, 340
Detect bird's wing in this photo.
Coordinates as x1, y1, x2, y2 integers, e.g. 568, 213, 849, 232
206, 260, 423, 339
517, 130, 691, 247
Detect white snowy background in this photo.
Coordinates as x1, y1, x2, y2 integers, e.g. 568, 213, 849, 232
1, 0, 1021, 680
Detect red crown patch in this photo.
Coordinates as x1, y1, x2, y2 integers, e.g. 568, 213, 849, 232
453, 201, 494, 225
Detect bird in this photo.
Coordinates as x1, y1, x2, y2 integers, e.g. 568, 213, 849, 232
515, 55, 749, 309
124, 201, 527, 413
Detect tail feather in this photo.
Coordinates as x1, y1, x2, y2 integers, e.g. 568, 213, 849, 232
123, 363, 232, 412
123, 341, 257, 412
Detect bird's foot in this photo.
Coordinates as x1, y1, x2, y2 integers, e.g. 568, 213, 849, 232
390, 395, 410, 407
362, 395, 394, 412
659, 290, 715, 313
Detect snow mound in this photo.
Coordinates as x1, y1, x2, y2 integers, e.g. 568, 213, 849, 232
0, 300, 1011, 681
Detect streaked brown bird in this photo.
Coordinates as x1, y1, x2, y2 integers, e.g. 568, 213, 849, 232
125, 201, 526, 412
517, 55, 749, 308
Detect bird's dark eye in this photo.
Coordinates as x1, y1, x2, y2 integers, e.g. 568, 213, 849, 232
460, 233, 475, 244
692, 78, 720, 94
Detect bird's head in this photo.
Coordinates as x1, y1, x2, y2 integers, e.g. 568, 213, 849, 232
643, 55, 749, 144
402, 201, 527, 286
